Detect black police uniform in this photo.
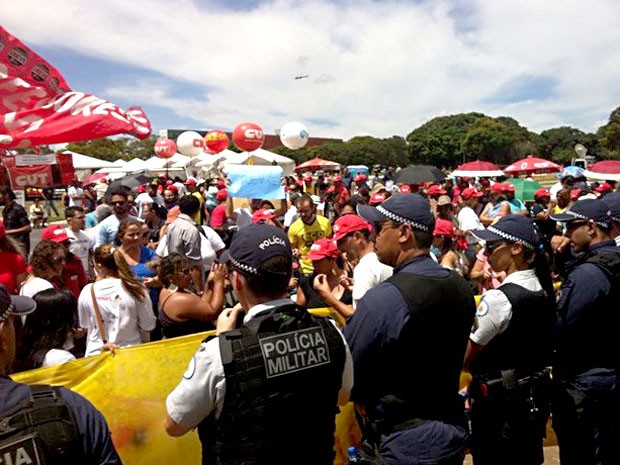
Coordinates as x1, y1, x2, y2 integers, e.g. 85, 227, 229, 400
344, 255, 475, 465
469, 282, 556, 465
0, 376, 121, 464
199, 303, 346, 465
553, 241, 620, 465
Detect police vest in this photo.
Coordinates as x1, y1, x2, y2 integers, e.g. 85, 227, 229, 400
471, 283, 556, 378
200, 304, 346, 465
0, 385, 83, 465
558, 251, 620, 376
369, 270, 475, 426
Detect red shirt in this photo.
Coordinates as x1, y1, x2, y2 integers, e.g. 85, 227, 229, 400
0, 250, 27, 294
210, 204, 228, 228
57, 255, 89, 300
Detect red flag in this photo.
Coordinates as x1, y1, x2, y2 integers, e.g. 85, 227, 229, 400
0, 26, 151, 148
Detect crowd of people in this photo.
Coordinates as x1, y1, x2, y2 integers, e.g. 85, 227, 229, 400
0, 165, 619, 465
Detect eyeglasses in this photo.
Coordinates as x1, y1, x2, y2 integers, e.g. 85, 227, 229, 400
376, 221, 399, 235
484, 241, 508, 255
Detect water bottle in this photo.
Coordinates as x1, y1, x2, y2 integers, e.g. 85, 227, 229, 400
347, 446, 361, 464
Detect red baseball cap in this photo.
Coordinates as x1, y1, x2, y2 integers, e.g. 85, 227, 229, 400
333, 214, 373, 241
166, 185, 178, 194
595, 182, 613, 193
303, 175, 313, 182
534, 188, 551, 199
216, 189, 228, 202
184, 178, 197, 186
166, 180, 174, 186
216, 180, 226, 189
461, 187, 484, 200
307, 238, 340, 261
333, 175, 342, 182
252, 209, 276, 224
369, 192, 387, 205
433, 219, 456, 238
137, 186, 146, 193
503, 183, 515, 192
427, 185, 447, 196
354, 174, 367, 183
490, 183, 505, 193
399, 184, 412, 194
41, 225, 69, 243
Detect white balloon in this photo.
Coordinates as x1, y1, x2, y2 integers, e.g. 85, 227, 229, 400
176, 131, 204, 156
279, 122, 309, 150
574, 143, 588, 158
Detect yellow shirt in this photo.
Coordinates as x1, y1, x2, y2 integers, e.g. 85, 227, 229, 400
288, 215, 332, 275
192, 191, 204, 224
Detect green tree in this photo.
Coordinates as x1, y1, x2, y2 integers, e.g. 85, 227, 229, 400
63, 138, 130, 161
596, 105, 620, 160
538, 126, 589, 162
461, 116, 532, 165
406, 112, 485, 168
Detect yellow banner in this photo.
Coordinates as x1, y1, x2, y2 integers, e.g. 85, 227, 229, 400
12, 330, 360, 465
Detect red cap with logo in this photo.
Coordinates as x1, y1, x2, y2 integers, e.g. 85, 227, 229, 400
216, 189, 228, 202
534, 188, 551, 199
461, 188, 484, 200
41, 225, 70, 243
307, 238, 340, 261
252, 209, 276, 223
333, 214, 373, 241
427, 185, 447, 196
369, 192, 387, 205
399, 184, 412, 194
595, 182, 613, 194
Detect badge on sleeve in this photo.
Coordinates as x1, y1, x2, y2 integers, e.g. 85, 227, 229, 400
183, 356, 197, 380
476, 299, 490, 318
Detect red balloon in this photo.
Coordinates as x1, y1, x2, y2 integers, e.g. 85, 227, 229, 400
154, 138, 177, 159
232, 122, 265, 152
204, 129, 230, 153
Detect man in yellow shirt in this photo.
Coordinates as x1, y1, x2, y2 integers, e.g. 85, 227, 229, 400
184, 178, 204, 224
288, 194, 332, 275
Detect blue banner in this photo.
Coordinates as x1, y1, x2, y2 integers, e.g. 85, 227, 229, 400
226, 164, 285, 199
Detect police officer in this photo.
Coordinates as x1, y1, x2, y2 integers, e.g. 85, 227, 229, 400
345, 194, 475, 465
463, 215, 556, 465
165, 223, 353, 465
0, 285, 121, 464
550, 199, 620, 465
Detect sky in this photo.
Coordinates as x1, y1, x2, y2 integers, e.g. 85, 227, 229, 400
4, 0, 620, 142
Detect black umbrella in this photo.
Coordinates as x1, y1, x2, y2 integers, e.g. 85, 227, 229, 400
105, 172, 152, 195
393, 165, 446, 185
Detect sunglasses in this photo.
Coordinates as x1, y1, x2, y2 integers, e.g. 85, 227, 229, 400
484, 240, 508, 254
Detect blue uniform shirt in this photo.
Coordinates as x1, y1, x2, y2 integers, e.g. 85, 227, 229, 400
0, 376, 122, 464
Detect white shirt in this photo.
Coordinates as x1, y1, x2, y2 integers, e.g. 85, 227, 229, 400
200, 225, 226, 268
65, 227, 94, 276
67, 186, 84, 207
134, 192, 154, 219
470, 269, 542, 346
352, 252, 393, 309
78, 278, 156, 356
20, 277, 54, 297
42, 349, 76, 367
166, 298, 353, 429
457, 206, 484, 245
283, 205, 298, 228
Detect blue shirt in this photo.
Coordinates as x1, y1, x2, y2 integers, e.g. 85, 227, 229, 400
0, 376, 121, 464
97, 214, 139, 247
130, 246, 159, 309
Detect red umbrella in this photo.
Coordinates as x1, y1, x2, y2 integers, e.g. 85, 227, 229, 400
295, 157, 341, 172
503, 156, 562, 175
584, 160, 620, 181
84, 172, 107, 184
452, 160, 504, 177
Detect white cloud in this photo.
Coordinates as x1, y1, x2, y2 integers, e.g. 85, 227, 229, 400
4, 0, 620, 140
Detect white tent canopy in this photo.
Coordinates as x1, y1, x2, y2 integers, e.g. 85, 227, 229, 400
223, 148, 295, 176
63, 150, 114, 170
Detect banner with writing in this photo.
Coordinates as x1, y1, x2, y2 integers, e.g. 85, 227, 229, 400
12, 329, 360, 465
0, 26, 151, 148
226, 164, 285, 199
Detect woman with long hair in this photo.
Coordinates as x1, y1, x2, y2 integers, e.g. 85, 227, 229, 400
13, 289, 76, 371
462, 215, 556, 465
157, 253, 226, 338
479, 184, 511, 226
296, 238, 353, 319
0, 222, 28, 293
431, 219, 468, 276
78, 244, 156, 356
19, 241, 66, 297
116, 219, 161, 313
